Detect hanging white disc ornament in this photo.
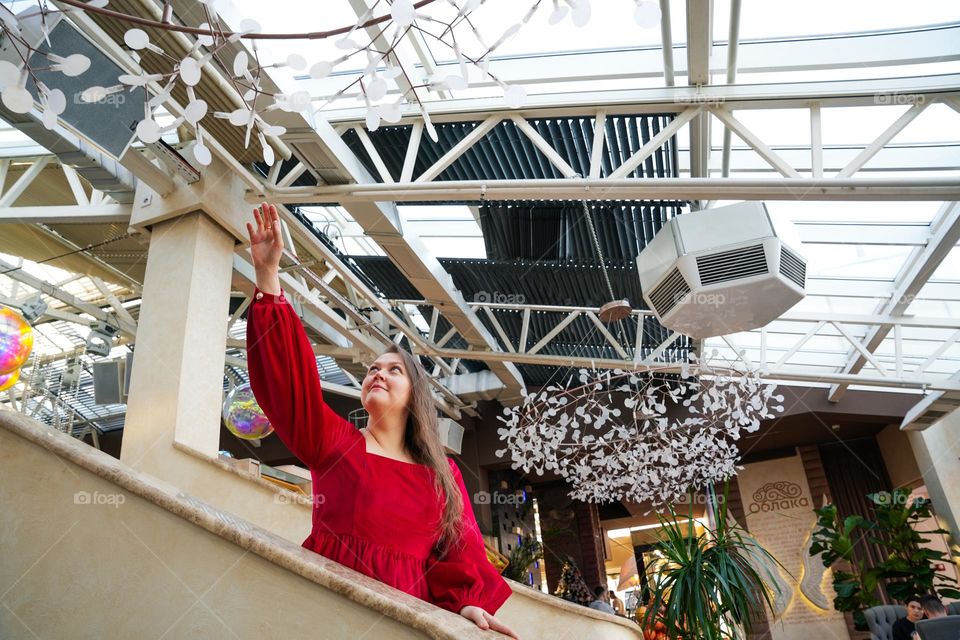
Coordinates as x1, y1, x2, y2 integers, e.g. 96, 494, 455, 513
124, 28, 150, 50
571, 0, 591, 26
549, 4, 569, 24
45, 88, 66, 114
228, 107, 250, 126
284, 91, 311, 112
380, 101, 402, 123
310, 61, 333, 79
390, 0, 415, 26
179, 57, 202, 86
193, 126, 212, 166
184, 99, 208, 124
136, 117, 161, 143
239, 18, 261, 34
2, 86, 32, 114
193, 144, 212, 166
503, 84, 526, 109
366, 77, 387, 101
54, 54, 91, 77
233, 51, 248, 77
285, 54, 306, 70
0, 61, 20, 89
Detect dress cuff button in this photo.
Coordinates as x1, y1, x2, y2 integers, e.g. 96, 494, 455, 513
255, 292, 264, 300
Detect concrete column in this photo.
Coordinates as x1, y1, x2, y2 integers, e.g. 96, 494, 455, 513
908, 408, 960, 541
120, 211, 235, 474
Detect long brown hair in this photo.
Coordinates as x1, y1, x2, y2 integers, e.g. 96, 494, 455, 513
384, 345, 465, 553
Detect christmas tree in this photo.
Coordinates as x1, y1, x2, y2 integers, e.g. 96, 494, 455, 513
554, 556, 593, 606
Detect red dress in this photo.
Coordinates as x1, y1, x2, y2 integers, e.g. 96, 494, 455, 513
246, 288, 512, 615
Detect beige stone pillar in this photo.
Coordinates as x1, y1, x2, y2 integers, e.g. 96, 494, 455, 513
908, 408, 960, 541
120, 211, 235, 473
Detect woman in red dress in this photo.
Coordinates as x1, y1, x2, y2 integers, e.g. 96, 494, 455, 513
245, 203, 518, 638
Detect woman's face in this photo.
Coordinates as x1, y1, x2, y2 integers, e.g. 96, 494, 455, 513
360, 353, 412, 416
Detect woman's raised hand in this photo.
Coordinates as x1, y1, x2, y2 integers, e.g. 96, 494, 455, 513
246, 202, 283, 295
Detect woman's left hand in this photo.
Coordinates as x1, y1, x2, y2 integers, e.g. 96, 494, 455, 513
459, 605, 519, 638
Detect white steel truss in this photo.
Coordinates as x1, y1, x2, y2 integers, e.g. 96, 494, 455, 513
0, 156, 131, 223
258, 83, 960, 205
827, 202, 960, 402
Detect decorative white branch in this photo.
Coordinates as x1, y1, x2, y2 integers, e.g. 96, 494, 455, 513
497, 352, 784, 507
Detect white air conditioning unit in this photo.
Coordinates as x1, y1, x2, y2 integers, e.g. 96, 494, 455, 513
636, 202, 806, 339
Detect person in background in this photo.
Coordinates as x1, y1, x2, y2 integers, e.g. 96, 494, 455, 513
919, 594, 947, 620
588, 585, 616, 614
892, 595, 924, 640
609, 590, 626, 616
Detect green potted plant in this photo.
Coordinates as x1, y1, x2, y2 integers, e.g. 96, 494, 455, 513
501, 535, 544, 583
809, 487, 960, 629
641, 485, 786, 640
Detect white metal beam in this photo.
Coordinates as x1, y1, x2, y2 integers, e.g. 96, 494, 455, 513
321, 75, 960, 124
400, 122, 423, 183
351, 126, 394, 183
836, 100, 931, 178
704, 143, 960, 174
794, 222, 932, 246
415, 115, 503, 183
510, 116, 577, 178
719, 0, 742, 178
686, 0, 712, 201
90, 276, 138, 329
710, 108, 801, 178
900, 373, 960, 431
0, 256, 137, 337
589, 111, 607, 179
659, 0, 676, 87
828, 201, 960, 401
0, 157, 51, 207
0, 204, 131, 224
61, 164, 89, 205
260, 177, 960, 203
608, 108, 701, 179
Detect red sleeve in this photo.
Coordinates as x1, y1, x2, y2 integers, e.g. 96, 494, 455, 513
245, 287, 354, 469
425, 458, 513, 615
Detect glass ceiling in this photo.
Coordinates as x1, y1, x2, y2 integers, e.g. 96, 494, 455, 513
1, 0, 958, 420
223, 0, 960, 109
226, 0, 960, 66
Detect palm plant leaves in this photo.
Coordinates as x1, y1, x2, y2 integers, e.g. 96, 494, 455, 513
641, 485, 788, 640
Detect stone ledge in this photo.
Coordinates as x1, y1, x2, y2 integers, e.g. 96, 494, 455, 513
172, 439, 314, 509
507, 580, 642, 631
0, 409, 502, 640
